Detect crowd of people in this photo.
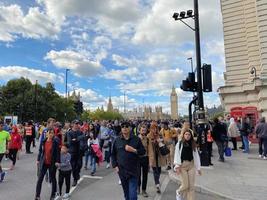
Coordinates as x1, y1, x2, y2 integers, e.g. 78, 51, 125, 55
0, 114, 266, 200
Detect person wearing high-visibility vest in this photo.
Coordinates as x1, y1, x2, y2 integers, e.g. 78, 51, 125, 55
207, 128, 214, 166
25, 121, 35, 154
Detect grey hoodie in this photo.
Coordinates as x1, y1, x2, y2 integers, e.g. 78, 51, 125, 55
59, 152, 72, 171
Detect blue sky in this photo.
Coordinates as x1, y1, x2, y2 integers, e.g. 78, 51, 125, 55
0, 0, 225, 115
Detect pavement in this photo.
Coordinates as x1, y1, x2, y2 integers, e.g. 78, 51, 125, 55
0, 142, 220, 200
169, 142, 267, 200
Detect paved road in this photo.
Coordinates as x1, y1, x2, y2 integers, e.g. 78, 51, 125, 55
0, 144, 226, 200
161, 180, 226, 200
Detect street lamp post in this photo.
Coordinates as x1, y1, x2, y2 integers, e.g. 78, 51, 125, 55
173, 0, 209, 166
65, 69, 70, 99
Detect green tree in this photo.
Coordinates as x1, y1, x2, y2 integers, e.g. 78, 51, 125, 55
0, 78, 77, 123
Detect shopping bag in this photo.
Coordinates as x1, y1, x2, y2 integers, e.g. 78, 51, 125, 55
224, 147, 232, 157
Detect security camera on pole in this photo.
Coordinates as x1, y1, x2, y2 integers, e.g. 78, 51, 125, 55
173, 0, 212, 166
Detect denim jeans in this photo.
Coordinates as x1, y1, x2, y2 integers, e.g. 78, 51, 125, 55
90, 155, 96, 173
243, 136, 249, 153
84, 150, 90, 168
216, 141, 224, 160
119, 175, 138, 200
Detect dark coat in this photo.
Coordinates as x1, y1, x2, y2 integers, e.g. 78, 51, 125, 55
111, 134, 145, 178
212, 122, 228, 142
37, 136, 60, 170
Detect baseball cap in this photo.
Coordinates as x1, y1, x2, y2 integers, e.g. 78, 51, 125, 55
72, 119, 80, 124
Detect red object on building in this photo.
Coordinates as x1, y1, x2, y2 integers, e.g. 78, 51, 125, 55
230, 106, 259, 143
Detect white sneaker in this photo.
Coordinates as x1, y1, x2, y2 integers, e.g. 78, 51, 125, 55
106, 163, 110, 169
63, 193, 70, 199
118, 179, 121, 185
259, 154, 263, 158
263, 156, 267, 160
249, 141, 252, 146
176, 191, 183, 200
54, 193, 61, 200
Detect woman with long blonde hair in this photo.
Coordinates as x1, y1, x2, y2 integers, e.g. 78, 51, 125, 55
174, 129, 201, 200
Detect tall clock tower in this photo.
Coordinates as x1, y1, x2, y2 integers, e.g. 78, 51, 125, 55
170, 86, 178, 120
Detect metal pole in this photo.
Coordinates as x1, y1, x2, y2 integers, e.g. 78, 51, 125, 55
194, 0, 209, 166
188, 57, 194, 73
194, 0, 204, 113
34, 80, 38, 122
65, 69, 69, 99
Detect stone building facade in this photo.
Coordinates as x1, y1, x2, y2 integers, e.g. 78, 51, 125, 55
218, 0, 267, 118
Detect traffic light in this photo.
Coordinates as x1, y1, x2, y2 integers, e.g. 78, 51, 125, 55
180, 72, 197, 92
78, 101, 83, 114
202, 64, 212, 92
74, 100, 84, 115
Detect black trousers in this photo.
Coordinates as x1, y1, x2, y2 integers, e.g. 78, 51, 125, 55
25, 135, 32, 153
8, 149, 18, 165
35, 164, 57, 198
138, 156, 149, 191
70, 153, 82, 181
58, 170, 71, 195
207, 142, 213, 164
152, 167, 161, 185
231, 137, 237, 150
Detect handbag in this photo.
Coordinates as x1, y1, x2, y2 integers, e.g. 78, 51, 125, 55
159, 143, 170, 156
224, 147, 232, 157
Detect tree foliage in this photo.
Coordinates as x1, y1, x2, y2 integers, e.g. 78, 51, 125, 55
0, 77, 76, 123
81, 109, 123, 121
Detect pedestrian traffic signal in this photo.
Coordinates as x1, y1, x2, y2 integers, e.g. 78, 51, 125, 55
202, 64, 212, 92
180, 72, 197, 92
74, 100, 84, 115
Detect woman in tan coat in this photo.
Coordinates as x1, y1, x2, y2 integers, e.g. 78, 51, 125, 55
147, 122, 166, 193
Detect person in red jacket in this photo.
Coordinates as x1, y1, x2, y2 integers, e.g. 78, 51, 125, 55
8, 125, 22, 170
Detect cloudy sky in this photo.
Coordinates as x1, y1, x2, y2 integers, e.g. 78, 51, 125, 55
0, 0, 225, 115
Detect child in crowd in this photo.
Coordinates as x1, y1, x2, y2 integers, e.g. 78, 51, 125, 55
58, 145, 72, 200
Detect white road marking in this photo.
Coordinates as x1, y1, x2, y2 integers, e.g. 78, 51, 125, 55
69, 175, 103, 195
154, 175, 170, 200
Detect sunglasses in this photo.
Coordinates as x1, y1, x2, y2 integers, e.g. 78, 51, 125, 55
121, 125, 129, 128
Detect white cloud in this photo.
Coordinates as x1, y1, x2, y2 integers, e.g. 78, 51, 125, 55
38, 0, 142, 38
45, 50, 102, 77
102, 67, 139, 82
133, 0, 223, 45
0, 66, 63, 84
0, 4, 60, 42
118, 68, 184, 96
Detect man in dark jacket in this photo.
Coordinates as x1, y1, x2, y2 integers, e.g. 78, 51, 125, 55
255, 117, 267, 159
35, 128, 60, 200
112, 121, 145, 200
66, 120, 84, 186
212, 117, 228, 162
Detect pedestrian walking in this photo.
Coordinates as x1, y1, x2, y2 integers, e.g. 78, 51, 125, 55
174, 128, 201, 200
160, 122, 176, 170
147, 122, 167, 194
25, 121, 35, 154
8, 125, 22, 170
112, 121, 145, 200
87, 132, 99, 176
65, 120, 83, 187
58, 145, 72, 199
0, 121, 11, 182
212, 117, 228, 162
138, 124, 149, 197
35, 128, 60, 200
